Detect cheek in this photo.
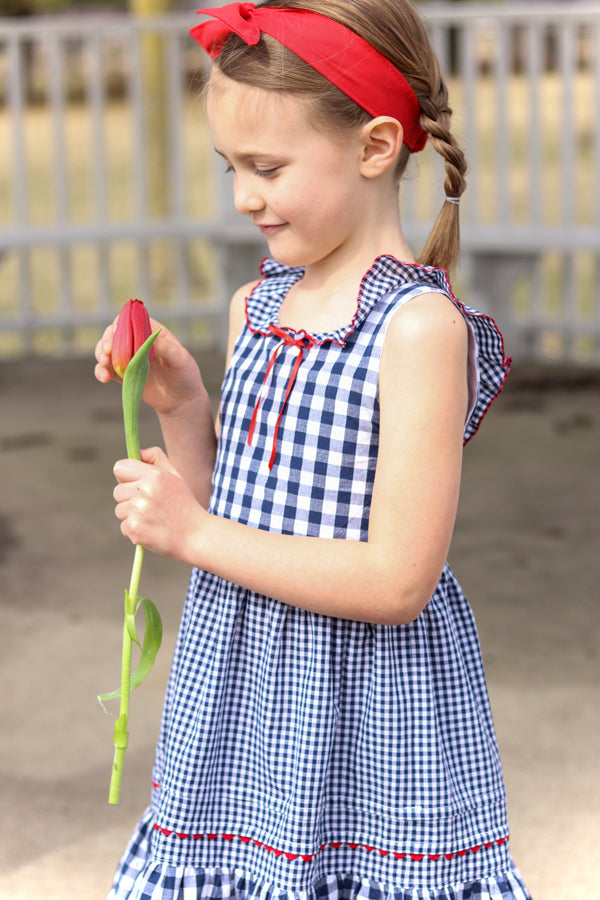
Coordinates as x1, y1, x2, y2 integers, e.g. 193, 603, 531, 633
271, 190, 311, 223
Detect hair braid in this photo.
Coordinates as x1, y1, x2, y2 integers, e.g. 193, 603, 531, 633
419, 90, 467, 199
415, 82, 468, 271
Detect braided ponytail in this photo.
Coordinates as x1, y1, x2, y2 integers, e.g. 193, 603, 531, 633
416, 84, 468, 272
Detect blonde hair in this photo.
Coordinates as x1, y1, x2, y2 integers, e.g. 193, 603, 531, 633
212, 0, 467, 272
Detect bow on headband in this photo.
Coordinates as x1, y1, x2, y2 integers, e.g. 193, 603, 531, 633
190, 2, 428, 154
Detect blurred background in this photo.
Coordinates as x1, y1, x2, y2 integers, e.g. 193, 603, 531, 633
1, 0, 600, 361
0, 1, 599, 898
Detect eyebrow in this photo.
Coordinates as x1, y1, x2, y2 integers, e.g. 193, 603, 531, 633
214, 147, 281, 164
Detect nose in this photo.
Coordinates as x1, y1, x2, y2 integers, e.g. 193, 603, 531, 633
233, 176, 265, 217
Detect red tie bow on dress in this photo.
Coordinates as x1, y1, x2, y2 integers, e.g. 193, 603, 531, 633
190, 2, 428, 154
247, 325, 315, 470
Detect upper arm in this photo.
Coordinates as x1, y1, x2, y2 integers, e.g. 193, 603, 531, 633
369, 292, 470, 620
216, 280, 259, 436
225, 280, 259, 368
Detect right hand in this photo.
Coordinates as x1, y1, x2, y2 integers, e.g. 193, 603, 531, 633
94, 316, 205, 417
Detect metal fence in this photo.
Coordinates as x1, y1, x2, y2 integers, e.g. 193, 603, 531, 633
0, 2, 599, 363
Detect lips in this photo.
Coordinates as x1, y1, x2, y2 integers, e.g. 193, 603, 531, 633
257, 222, 287, 236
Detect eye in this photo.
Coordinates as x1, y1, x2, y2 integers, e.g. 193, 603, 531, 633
224, 164, 234, 175
255, 167, 280, 178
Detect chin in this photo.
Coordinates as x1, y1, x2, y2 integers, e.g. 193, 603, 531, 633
269, 249, 307, 268
268, 243, 327, 270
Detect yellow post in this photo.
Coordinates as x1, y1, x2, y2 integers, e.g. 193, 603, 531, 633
131, 0, 171, 220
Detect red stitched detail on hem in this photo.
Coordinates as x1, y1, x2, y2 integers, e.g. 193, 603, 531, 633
152, 825, 510, 863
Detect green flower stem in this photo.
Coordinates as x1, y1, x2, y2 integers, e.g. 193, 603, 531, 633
105, 328, 162, 805
129, 544, 145, 604
108, 621, 132, 804
108, 543, 145, 804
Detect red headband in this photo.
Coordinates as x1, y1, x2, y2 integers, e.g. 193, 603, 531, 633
190, 2, 428, 153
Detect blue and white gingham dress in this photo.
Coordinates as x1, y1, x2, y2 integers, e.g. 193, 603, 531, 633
109, 256, 531, 900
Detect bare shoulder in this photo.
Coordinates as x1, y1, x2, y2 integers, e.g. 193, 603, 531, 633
225, 280, 260, 366
230, 279, 260, 324
387, 291, 467, 346
380, 290, 469, 402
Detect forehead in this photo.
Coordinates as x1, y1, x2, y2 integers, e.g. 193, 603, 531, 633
206, 71, 316, 146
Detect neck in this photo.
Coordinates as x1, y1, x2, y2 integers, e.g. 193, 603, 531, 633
278, 204, 414, 334
302, 203, 414, 290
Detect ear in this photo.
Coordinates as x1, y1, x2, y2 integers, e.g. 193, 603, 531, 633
358, 117, 404, 178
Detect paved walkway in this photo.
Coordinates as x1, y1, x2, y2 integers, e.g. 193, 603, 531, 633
0, 355, 598, 899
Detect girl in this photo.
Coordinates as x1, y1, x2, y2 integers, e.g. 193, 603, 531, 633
95, 2, 532, 898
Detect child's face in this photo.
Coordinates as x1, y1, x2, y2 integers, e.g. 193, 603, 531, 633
206, 71, 371, 270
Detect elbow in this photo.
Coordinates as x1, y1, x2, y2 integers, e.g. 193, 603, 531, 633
367, 570, 441, 626
377, 592, 431, 626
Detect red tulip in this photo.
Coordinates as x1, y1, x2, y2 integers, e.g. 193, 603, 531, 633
112, 299, 154, 379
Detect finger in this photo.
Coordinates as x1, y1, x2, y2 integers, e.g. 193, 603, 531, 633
113, 457, 149, 483
145, 321, 188, 370
140, 446, 179, 475
94, 360, 118, 385
114, 499, 129, 522
113, 481, 136, 503
94, 322, 122, 384
119, 511, 142, 545
94, 321, 117, 362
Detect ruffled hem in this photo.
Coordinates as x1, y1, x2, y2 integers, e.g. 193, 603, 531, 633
108, 810, 532, 900
109, 862, 531, 900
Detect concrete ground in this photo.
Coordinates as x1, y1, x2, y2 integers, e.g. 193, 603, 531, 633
0, 354, 598, 900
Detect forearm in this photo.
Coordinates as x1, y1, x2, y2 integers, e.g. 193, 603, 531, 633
118, 293, 465, 624
157, 391, 217, 508
186, 514, 443, 625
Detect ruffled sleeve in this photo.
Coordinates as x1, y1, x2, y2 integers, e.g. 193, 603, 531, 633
459, 300, 512, 443
403, 264, 512, 444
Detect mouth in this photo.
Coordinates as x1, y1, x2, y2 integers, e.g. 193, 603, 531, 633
256, 222, 287, 236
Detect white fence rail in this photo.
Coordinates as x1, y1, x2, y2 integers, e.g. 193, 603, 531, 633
0, 2, 599, 363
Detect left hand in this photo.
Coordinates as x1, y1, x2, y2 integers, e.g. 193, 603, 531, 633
113, 447, 206, 563
95, 317, 206, 418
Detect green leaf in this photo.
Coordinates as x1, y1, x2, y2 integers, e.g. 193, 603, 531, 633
130, 598, 163, 691
122, 328, 161, 461
98, 598, 163, 705
124, 589, 142, 647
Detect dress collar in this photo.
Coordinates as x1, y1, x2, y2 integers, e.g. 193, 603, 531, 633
245, 255, 455, 346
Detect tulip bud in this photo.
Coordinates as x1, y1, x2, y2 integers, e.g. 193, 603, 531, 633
112, 299, 154, 379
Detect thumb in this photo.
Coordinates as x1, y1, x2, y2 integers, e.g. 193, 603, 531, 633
147, 320, 181, 367
140, 446, 180, 475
